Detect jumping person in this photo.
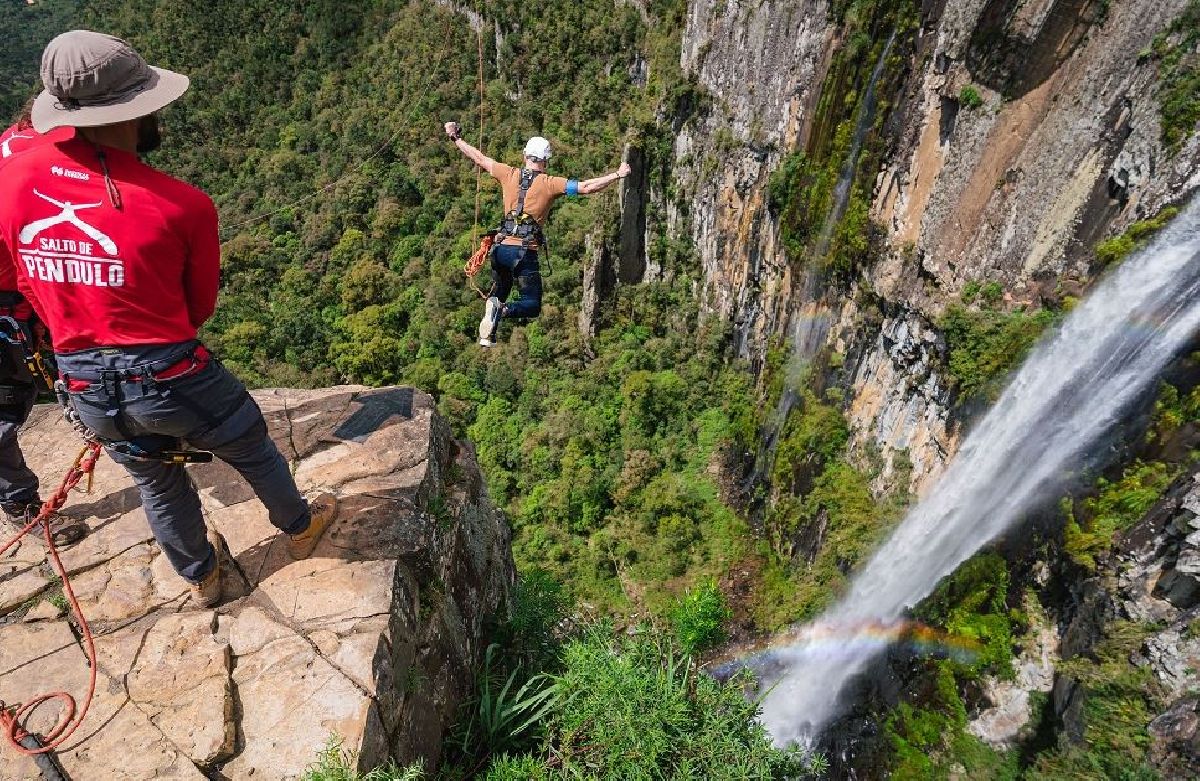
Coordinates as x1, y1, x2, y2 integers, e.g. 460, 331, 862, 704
444, 120, 630, 347
0, 30, 336, 607
0, 100, 84, 545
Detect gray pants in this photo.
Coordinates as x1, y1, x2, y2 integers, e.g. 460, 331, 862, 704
0, 381, 39, 510
57, 342, 310, 583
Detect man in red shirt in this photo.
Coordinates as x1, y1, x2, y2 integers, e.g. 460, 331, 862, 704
0, 30, 336, 607
0, 102, 83, 544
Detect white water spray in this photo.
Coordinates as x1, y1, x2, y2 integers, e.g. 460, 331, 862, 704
759, 200, 1200, 743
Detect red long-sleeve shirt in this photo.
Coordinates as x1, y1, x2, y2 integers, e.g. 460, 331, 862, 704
0, 123, 75, 319
0, 135, 220, 352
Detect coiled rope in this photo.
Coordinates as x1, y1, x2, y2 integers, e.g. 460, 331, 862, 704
0, 442, 104, 761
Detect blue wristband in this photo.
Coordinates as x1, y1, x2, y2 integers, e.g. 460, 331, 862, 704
566, 179, 580, 197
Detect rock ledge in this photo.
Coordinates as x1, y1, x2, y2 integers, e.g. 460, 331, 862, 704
0, 386, 512, 780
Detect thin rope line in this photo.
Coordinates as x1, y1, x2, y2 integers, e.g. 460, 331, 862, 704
472, 24, 485, 253
218, 122, 406, 240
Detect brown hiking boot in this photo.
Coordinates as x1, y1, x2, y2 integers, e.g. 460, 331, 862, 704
287, 493, 338, 560
1, 502, 87, 547
188, 530, 226, 609
189, 561, 222, 608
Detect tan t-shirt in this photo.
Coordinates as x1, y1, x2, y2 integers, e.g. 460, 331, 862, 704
491, 163, 570, 247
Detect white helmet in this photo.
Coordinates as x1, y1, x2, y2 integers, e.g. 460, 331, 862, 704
523, 136, 552, 161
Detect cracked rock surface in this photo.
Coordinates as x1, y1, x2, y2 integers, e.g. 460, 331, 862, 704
0, 386, 513, 780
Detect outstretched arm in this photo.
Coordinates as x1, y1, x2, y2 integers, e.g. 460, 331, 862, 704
576, 160, 632, 195
444, 121, 497, 175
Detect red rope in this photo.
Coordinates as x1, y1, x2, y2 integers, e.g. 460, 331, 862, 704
0, 442, 102, 757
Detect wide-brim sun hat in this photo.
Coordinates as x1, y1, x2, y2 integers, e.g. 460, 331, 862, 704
31, 30, 189, 134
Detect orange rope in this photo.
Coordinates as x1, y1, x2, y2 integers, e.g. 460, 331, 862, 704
0, 442, 103, 758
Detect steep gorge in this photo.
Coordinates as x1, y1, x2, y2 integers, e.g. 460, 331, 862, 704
670, 0, 1200, 775
4, 0, 1200, 776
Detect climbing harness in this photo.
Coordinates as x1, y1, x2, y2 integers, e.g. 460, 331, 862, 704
495, 169, 545, 251
57, 344, 216, 464
0, 441, 104, 764
0, 315, 55, 391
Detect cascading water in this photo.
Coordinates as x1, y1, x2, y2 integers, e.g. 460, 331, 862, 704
752, 31, 897, 490
754, 198, 1200, 745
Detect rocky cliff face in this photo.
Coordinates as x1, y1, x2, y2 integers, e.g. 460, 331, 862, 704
672, 0, 1200, 494
671, 0, 831, 360
0, 386, 513, 780
668, 0, 1200, 770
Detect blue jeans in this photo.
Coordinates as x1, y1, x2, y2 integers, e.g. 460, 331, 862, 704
57, 342, 310, 583
491, 244, 542, 319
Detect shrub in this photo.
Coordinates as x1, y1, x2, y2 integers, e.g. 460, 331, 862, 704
669, 579, 732, 655
958, 85, 984, 109
495, 568, 568, 668
545, 629, 823, 778
916, 553, 1016, 677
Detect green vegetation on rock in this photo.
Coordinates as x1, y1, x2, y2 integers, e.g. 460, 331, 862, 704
1094, 206, 1181, 267
1064, 460, 1176, 570
1026, 623, 1163, 781
1150, 0, 1200, 152
301, 737, 422, 781
445, 570, 827, 779
958, 85, 984, 109
770, 0, 920, 278
938, 304, 1058, 402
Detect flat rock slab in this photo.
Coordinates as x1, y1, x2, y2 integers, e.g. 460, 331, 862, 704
0, 386, 513, 779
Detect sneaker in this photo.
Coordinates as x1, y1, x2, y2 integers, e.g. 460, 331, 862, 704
1, 502, 87, 547
287, 493, 339, 560
478, 296, 502, 347
189, 530, 226, 609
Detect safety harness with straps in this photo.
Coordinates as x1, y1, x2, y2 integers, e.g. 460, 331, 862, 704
56, 343, 216, 464
464, 168, 555, 297
495, 168, 552, 270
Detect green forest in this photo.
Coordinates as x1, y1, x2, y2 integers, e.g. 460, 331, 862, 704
4, 0, 1198, 778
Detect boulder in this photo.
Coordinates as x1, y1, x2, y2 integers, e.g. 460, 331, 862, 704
1149, 696, 1200, 779
0, 386, 513, 780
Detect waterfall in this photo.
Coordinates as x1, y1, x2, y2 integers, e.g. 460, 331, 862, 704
756, 199, 1200, 744
753, 31, 897, 491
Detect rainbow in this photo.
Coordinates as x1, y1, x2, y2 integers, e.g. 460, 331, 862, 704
709, 619, 983, 681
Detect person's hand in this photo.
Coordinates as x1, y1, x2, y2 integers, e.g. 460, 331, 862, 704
617, 161, 632, 178
444, 121, 461, 140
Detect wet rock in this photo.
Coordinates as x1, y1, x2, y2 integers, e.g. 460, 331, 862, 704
0, 387, 513, 779
1061, 578, 1110, 659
